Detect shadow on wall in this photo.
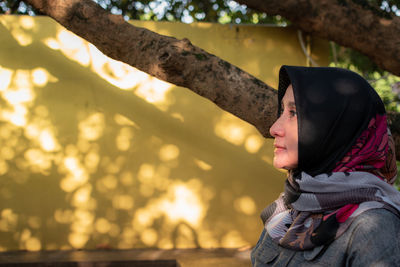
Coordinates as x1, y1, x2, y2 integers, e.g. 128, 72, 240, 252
0, 16, 301, 251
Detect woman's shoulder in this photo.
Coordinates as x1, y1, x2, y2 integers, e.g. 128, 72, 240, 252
345, 208, 400, 249
348, 208, 400, 235
343, 208, 400, 266
251, 209, 400, 266
304, 209, 400, 266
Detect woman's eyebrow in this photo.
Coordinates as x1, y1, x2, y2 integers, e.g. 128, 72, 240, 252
287, 101, 296, 108
281, 101, 296, 108
281, 101, 296, 109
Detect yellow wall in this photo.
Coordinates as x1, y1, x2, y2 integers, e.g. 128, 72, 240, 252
0, 15, 329, 251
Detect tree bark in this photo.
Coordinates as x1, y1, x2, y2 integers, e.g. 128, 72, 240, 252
237, 0, 400, 76
22, 0, 400, 158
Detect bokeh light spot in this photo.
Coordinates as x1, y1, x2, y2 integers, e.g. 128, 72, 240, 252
95, 218, 111, 234
78, 113, 105, 141
27, 217, 41, 229
194, 159, 212, 171
68, 232, 89, 249
234, 196, 256, 215
160, 184, 203, 227
20, 16, 34, 30
0, 67, 13, 92
0, 160, 9, 176
114, 114, 136, 126
214, 113, 247, 145
137, 164, 155, 183
159, 144, 180, 161
32, 68, 57, 87
112, 195, 134, 210
221, 230, 249, 248
141, 228, 158, 246
84, 150, 100, 173
245, 134, 263, 153
72, 185, 92, 207
116, 127, 133, 151
43, 37, 60, 50
39, 128, 59, 152
25, 237, 41, 251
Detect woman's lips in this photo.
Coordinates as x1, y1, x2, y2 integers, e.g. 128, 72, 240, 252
274, 145, 286, 153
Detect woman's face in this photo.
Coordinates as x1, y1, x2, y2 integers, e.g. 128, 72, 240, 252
269, 84, 299, 170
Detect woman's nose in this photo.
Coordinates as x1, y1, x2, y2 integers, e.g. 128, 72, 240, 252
270, 117, 284, 137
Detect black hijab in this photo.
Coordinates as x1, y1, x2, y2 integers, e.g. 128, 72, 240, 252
259, 65, 398, 251
277, 65, 386, 176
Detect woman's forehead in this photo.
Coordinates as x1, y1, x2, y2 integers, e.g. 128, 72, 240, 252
282, 85, 296, 106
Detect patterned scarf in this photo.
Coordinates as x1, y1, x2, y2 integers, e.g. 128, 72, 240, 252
261, 66, 400, 251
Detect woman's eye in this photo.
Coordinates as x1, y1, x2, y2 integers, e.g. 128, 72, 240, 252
289, 110, 297, 117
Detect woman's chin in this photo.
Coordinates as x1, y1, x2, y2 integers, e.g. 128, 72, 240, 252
273, 159, 297, 170
273, 162, 288, 170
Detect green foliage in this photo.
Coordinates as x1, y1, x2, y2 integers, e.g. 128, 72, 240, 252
0, 0, 38, 15
331, 44, 382, 76
94, 0, 288, 25
90, 0, 289, 25
0, 0, 287, 25
370, 73, 400, 112
330, 43, 400, 112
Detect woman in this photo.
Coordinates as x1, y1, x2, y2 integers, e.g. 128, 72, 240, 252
251, 66, 400, 266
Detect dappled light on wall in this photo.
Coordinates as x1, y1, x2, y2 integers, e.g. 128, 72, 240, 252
1, 69, 35, 127
221, 230, 248, 248
1, 16, 35, 46
45, 26, 175, 112
0, 209, 18, 233
20, 228, 41, 251
214, 113, 247, 146
128, 178, 212, 249
159, 181, 206, 226
134, 78, 173, 111
193, 158, 212, 171
234, 195, 257, 216
56, 29, 91, 66
32, 68, 57, 87
78, 113, 105, 142
245, 134, 264, 154
214, 112, 264, 155
60, 156, 89, 192
68, 209, 94, 249
159, 144, 180, 162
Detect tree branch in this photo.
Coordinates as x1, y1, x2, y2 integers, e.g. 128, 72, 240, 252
237, 0, 400, 77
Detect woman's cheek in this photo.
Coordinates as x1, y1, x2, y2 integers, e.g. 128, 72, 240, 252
273, 152, 287, 169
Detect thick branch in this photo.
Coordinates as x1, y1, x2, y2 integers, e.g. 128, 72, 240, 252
237, 0, 400, 77
23, 0, 277, 138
